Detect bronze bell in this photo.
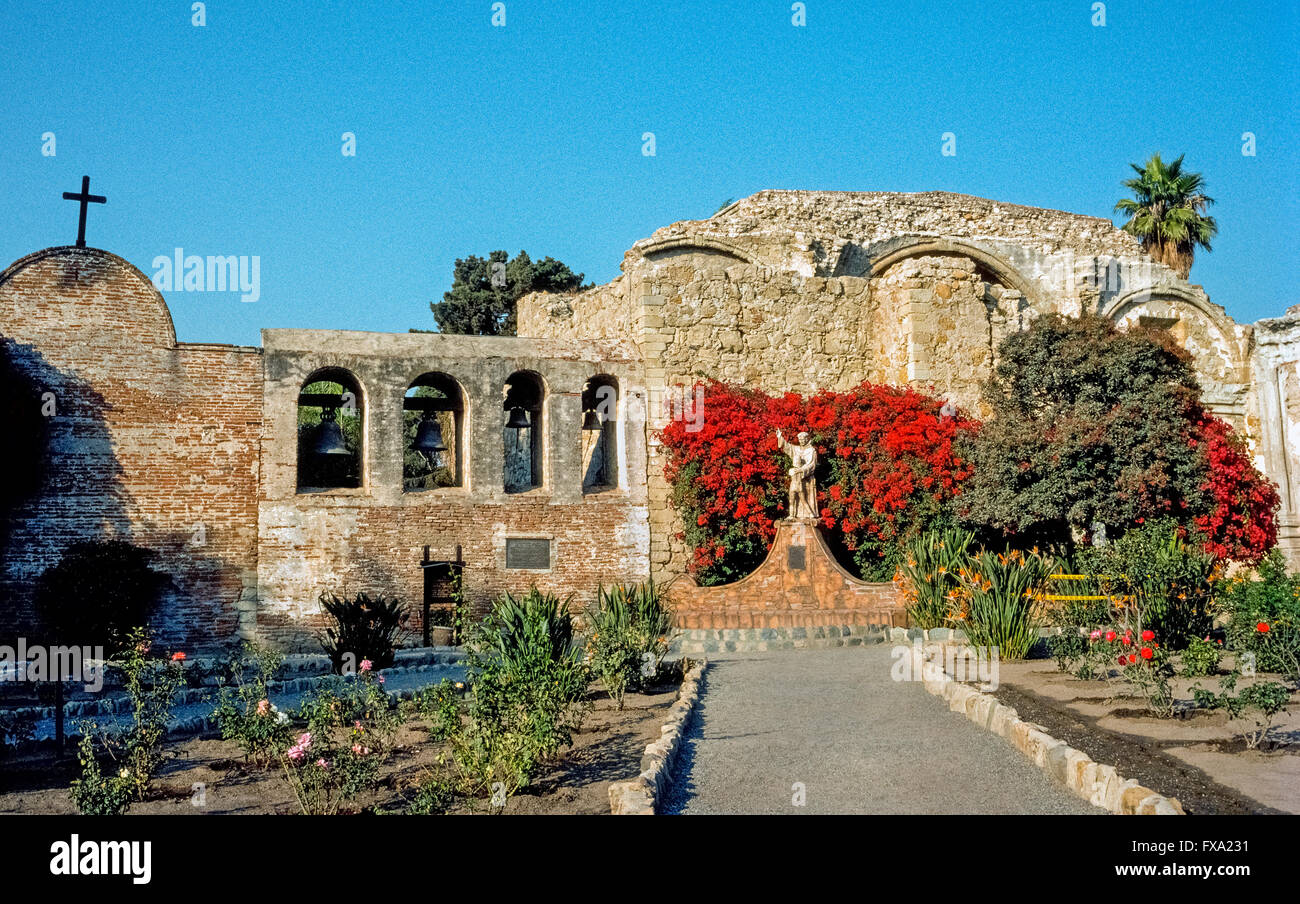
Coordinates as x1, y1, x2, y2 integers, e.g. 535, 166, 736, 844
581, 408, 601, 431
311, 408, 350, 456
412, 414, 447, 453
505, 407, 531, 429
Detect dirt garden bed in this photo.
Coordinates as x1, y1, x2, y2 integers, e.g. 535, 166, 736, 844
991, 656, 1300, 815
0, 683, 678, 816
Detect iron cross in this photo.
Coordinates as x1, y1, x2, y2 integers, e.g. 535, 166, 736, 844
62, 176, 106, 248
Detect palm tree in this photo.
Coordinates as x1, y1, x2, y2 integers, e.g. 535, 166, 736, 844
1114, 153, 1218, 279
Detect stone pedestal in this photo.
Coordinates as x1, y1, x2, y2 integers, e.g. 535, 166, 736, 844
665, 519, 905, 630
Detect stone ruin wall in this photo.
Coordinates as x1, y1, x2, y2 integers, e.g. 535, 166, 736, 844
518, 190, 1300, 578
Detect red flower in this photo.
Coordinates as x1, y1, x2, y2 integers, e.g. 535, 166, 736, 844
171, 652, 186, 661
1121, 636, 1132, 646
1117, 655, 1127, 666
1140, 647, 1153, 660
1127, 653, 1137, 665
1104, 630, 1116, 642
1141, 630, 1154, 642
1257, 622, 1270, 634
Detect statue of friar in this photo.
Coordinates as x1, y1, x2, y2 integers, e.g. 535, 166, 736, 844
776, 428, 818, 520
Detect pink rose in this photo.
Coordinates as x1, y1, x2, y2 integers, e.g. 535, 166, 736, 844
359, 659, 373, 672
256, 699, 271, 716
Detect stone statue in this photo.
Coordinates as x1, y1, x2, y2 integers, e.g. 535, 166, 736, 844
776, 428, 818, 520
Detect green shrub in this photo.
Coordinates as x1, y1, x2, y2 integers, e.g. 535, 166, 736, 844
404, 678, 466, 741
69, 728, 134, 816
319, 591, 411, 674
897, 527, 974, 629
404, 771, 455, 815
1219, 551, 1300, 680
585, 580, 677, 709
1082, 519, 1217, 649
955, 548, 1054, 660
211, 642, 291, 767
438, 588, 591, 808
1180, 635, 1222, 677
34, 541, 170, 654
70, 627, 187, 812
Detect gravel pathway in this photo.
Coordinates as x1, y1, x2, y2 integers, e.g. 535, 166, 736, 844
663, 646, 1103, 814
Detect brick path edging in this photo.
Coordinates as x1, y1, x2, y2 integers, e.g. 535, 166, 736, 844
608, 659, 708, 815
911, 644, 1185, 815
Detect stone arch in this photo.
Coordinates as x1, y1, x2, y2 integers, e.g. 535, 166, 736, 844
403, 372, 466, 491
866, 237, 1038, 306
297, 367, 366, 491
503, 369, 547, 493
581, 374, 620, 492
1103, 286, 1251, 405
860, 239, 1035, 413
638, 235, 758, 265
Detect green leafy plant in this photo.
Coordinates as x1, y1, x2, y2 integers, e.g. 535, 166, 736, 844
585, 580, 677, 709
0, 710, 35, 759
1219, 551, 1300, 680
961, 314, 1277, 562
1180, 635, 1223, 678
404, 678, 466, 742
437, 588, 591, 809
953, 548, 1054, 660
69, 628, 187, 811
211, 642, 291, 768
1083, 519, 1219, 649
897, 527, 975, 629
68, 727, 135, 816
403, 771, 456, 815
319, 591, 411, 674
1193, 671, 1291, 749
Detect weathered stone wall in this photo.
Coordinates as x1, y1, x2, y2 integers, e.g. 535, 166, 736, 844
257, 330, 650, 649
1248, 306, 1300, 566
0, 248, 261, 649
517, 189, 1300, 576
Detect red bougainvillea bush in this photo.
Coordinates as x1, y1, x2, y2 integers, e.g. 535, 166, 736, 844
658, 380, 979, 584
1190, 410, 1279, 562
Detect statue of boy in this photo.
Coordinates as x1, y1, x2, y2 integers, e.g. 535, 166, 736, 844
776, 428, 818, 520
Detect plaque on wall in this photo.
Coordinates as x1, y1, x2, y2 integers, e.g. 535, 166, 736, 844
505, 537, 551, 570
787, 545, 806, 570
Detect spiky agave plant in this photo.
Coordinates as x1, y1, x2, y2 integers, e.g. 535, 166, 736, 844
478, 587, 580, 671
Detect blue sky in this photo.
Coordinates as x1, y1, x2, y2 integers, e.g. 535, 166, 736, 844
2, 0, 1296, 346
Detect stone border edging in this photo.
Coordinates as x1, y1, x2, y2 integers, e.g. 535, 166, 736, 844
911, 645, 1185, 815
609, 658, 708, 815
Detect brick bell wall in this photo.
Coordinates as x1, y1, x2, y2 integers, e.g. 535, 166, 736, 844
257, 330, 651, 651
0, 247, 261, 650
